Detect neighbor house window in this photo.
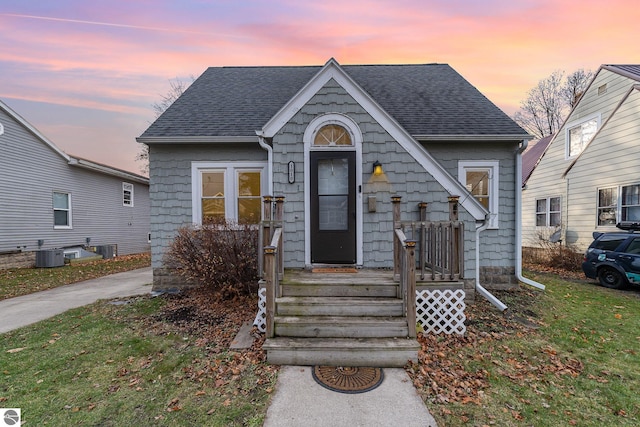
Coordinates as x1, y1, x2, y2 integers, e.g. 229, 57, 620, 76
597, 183, 640, 226
122, 182, 134, 207
192, 162, 265, 224
458, 161, 499, 228
53, 192, 71, 228
622, 184, 640, 221
566, 114, 599, 158
535, 196, 561, 227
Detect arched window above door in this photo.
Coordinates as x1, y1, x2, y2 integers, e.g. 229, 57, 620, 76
313, 124, 352, 146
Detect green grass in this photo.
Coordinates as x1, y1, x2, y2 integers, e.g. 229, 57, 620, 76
0, 253, 150, 301
0, 296, 276, 426
428, 272, 640, 426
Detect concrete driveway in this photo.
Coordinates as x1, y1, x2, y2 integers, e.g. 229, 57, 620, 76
0, 267, 152, 334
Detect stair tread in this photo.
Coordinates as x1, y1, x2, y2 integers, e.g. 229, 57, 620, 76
275, 315, 407, 323
264, 336, 421, 350
277, 296, 402, 303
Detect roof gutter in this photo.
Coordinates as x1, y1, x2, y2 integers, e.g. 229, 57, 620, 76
68, 158, 149, 185
516, 140, 546, 290
414, 134, 534, 142
136, 135, 258, 144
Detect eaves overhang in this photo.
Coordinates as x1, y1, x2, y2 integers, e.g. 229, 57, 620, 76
68, 157, 149, 185
414, 134, 533, 142
136, 135, 259, 145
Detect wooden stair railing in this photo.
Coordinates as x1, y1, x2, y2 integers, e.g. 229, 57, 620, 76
394, 228, 417, 338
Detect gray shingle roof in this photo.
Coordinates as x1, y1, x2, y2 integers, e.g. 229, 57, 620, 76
140, 63, 528, 139
603, 65, 640, 81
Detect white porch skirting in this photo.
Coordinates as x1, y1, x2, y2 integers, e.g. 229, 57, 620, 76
252, 287, 466, 335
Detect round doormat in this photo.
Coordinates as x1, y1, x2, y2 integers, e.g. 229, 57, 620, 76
312, 366, 384, 394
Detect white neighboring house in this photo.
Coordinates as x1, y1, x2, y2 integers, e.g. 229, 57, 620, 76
0, 99, 150, 267
521, 65, 640, 252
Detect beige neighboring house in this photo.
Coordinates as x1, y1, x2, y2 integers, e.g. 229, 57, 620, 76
522, 65, 640, 252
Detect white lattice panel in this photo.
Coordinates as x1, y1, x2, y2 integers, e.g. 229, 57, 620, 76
416, 289, 466, 335
253, 287, 266, 333
251, 287, 465, 335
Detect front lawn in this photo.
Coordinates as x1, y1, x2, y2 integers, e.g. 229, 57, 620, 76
0, 253, 151, 301
409, 272, 640, 426
0, 290, 276, 426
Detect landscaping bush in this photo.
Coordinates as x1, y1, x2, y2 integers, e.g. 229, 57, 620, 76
523, 229, 583, 272
165, 219, 259, 299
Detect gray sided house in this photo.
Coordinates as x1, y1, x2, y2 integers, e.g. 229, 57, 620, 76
522, 65, 640, 252
0, 99, 150, 268
139, 59, 531, 294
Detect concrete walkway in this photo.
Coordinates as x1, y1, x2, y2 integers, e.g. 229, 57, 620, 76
0, 267, 152, 333
263, 365, 437, 427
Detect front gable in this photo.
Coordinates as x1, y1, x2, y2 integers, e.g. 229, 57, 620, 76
258, 58, 488, 222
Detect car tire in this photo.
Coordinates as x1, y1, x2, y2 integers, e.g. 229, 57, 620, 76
597, 267, 627, 289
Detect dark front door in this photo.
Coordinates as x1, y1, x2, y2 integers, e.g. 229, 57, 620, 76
310, 151, 356, 264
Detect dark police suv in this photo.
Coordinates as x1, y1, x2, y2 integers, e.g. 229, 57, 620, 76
582, 222, 640, 289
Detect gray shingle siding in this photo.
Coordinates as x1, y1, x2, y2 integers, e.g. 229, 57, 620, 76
271, 80, 484, 274
426, 141, 518, 269
143, 60, 526, 289
149, 144, 267, 269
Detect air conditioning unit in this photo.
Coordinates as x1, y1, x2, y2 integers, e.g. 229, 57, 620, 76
35, 249, 65, 268
95, 245, 116, 259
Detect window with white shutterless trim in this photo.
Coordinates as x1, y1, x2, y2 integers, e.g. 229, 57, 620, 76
122, 182, 134, 207
458, 161, 499, 229
53, 191, 72, 229
566, 113, 600, 158
191, 162, 266, 224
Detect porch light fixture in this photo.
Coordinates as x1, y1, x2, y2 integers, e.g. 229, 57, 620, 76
372, 160, 383, 176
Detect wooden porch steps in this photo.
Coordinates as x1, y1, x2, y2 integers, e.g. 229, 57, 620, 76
263, 337, 420, 368
275, 315, 410, 338
276, 296, 403, 316
264, 269, 420, 367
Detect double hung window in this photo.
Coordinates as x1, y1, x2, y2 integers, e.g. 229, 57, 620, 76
535, 197, 561, 227
192, 162, 265, 224
597, 184, 640, 226
53, 192, 71, 228
458, 161, 499, 228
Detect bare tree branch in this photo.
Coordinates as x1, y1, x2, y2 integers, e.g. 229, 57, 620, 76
136, 76, 195, 174
513, 69, 593, 139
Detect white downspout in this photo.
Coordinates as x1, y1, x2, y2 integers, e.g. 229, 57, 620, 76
475, 219, 508, 311
257, 134, 273, 196
516, 140, 546, 290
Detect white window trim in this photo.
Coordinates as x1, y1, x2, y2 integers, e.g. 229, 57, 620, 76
53, 191, 72, 229
458, 161, 499, 229
191, 161, 266, 224
122, 182, 134, 207
535, 196, 561, 227
565, 112, 601, 159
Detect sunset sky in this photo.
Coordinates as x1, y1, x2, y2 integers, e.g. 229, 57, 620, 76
1, 0, 639, 175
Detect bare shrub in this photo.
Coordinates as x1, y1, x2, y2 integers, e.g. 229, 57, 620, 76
164, 219, 259, 299
523, 229, 582, 272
